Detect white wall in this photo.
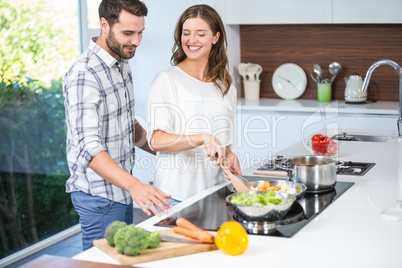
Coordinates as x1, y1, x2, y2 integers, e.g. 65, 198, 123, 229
128, 0, 241, 183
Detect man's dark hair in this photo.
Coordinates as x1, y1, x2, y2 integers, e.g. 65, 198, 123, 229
98, 0, 148, 28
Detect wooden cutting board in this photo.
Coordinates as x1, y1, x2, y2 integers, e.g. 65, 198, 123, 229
93, 229, 218, 265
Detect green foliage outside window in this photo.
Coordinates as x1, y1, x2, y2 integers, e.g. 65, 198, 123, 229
0, 0, 79, 258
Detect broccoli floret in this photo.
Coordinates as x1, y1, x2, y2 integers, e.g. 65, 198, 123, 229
147, 231, 161, 249
114, 225, 150, 256
104, 221, 127, 247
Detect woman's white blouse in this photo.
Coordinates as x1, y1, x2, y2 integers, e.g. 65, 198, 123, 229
147, 66, 237, 200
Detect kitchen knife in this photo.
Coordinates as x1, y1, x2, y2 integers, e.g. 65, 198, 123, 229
160, 234, 202, 244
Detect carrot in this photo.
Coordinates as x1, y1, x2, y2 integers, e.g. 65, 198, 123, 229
176, 218, 203, 232
269, 186, 281, 191
172, 227, 215, 243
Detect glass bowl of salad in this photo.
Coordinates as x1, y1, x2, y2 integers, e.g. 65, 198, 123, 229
226, 191, 296, 221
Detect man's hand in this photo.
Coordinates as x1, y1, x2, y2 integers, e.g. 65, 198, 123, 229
128, 182, 172, 217
88, 151, 172, 216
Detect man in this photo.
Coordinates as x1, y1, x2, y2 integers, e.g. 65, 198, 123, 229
63, 0, 171, 250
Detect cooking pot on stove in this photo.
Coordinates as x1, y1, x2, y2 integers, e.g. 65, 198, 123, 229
281, 155, 337, 193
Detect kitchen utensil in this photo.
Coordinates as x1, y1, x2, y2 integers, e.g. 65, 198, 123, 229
246, 64, 258, 81
246, 64, 260, 81
310, 71, 318, 83
221, 164, 249, 192
160, 234, 201, 244
238, 63, 249, 81
313, 64, 322, 82
93, 229, 217, 265
255, 64, 263, 80
229, 180, 307, 200
344, 70, 367, 102
252, 171, 287, 178
226, 191, 296, 221
281, 155, 337, 193
329, 62, 342, 83
320, 69, 328, 81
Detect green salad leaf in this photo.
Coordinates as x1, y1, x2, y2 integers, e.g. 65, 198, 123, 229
230, 191, 293, 206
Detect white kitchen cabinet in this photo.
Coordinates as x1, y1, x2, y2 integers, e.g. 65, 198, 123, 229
226, 0, 332, 25
233, 109, 327, 169
226, 0, 402, 24
232, 104, 398, 170
333, 0, 402, 24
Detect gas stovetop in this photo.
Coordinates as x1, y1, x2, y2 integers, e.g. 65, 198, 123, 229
154, 178, 354, 238
258, 156, 375, 176
336, 161, 375, 176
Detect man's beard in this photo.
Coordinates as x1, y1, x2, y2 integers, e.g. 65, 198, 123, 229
106, 30, 136, 59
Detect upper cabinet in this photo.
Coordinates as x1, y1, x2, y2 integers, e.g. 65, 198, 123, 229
226, 0, 402, 24
226, 0, 332, 24
332, 0, 402, 23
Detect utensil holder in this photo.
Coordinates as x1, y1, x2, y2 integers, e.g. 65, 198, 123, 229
317, 83, 331, 102
244, 80, 261, 101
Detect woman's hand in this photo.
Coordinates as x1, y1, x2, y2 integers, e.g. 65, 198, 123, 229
222, 147, 242, 176
202, 134, 226, 164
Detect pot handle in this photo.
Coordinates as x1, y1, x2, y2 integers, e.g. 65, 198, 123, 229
277, 163, 293, 181
277, 162, 292, 171
336, 160, 345, 167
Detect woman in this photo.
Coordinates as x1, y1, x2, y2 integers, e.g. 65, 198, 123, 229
147, 4, 240, 204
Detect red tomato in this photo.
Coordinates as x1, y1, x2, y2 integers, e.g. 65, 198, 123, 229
326, 142, 339, 156
312, 134, 324, 141
311, 140, 327, 155
311, 134, 338, 156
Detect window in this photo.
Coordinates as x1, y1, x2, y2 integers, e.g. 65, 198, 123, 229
0, 0, 80, 261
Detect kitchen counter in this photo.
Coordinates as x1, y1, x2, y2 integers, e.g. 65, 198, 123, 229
238, 98, 398, 116
74, 129, 402, 268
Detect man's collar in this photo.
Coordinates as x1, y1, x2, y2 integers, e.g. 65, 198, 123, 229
89, 37, 119, 68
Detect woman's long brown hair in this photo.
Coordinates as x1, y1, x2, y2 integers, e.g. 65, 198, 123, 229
171, 4, 232, 96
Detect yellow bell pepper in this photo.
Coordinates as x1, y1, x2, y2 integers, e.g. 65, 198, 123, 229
214, 221, 248, 256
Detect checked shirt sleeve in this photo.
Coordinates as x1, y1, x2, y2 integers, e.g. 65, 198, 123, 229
64, 67, 106, 168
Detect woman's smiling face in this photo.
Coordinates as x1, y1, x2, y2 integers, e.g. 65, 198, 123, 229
181, 17, 219, 62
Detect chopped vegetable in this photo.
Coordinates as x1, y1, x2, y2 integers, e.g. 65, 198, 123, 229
249, 182, 300, 194
281, 182, 290, 192
253, 181, 270, 191
230, 191, 293, 206
312, 134, 324, 141
215, 221, 248, 256
311, 134, 338, 156
269, 186, 281, 191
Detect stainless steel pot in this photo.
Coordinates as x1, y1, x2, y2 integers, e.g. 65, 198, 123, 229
283, 155, 337, 193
